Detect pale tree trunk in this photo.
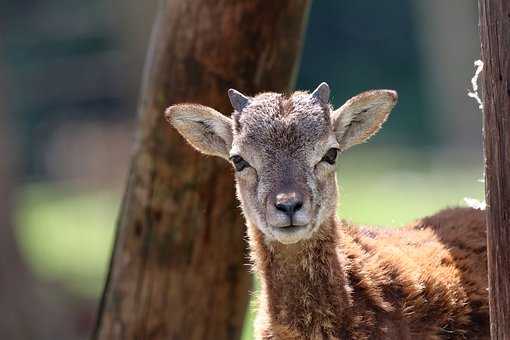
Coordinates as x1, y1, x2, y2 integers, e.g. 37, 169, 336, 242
94, 1, 311, 339
478, 0, 510, 338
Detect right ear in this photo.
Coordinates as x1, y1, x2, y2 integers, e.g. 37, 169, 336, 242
165, 104, 233, 160
331, 90, 397, 151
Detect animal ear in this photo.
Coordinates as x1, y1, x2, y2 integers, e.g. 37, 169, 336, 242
165, 104, 233, 160
331, 90, 397, 151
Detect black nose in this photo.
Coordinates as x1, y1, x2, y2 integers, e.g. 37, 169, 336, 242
275, 192, 303, 217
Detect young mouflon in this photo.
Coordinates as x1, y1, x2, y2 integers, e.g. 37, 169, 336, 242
165, 83, 489, 339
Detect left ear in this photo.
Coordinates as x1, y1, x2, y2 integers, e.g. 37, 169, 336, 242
165, 104, 233, 160
331, 90, 397, 151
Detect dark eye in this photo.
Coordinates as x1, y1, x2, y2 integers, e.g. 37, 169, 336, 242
321, 148, 339, 165
230, 155, 251, 171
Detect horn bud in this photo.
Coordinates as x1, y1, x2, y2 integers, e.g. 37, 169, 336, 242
311, 82, 330, 105
228, 88, 251, 112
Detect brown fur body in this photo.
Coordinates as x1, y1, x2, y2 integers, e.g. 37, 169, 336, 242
250, 207, 489, 339
166, 84, 489, 339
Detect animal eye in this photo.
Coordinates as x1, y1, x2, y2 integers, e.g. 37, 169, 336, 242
321, 148, 339, 165
230, 155, 251, 171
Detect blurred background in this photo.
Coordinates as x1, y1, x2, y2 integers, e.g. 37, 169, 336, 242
0, 0, 483, 339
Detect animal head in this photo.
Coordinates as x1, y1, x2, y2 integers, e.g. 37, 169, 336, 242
166, 83, 397, 244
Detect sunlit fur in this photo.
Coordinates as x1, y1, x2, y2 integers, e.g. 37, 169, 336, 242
249, 208, 488, 339
166, 85, 489, 339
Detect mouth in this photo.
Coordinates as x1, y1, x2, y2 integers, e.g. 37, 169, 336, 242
272, 224, 309, 233
269, 224, 313, 244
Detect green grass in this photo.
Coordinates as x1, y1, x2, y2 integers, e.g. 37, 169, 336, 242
14, 149, 484, 338
339, 148, 484, 226
15, 184, 120, 297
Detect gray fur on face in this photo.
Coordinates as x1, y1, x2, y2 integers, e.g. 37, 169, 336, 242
166, 84, 397, 244
230, 91, 338, 244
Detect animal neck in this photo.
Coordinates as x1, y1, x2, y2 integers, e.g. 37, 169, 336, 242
247, 216, 353, 338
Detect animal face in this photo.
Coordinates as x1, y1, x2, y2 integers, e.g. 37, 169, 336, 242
166, 83, 397, 244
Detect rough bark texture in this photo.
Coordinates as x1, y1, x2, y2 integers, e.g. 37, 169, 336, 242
94, 1, 310, 339
478, 0, 510, 338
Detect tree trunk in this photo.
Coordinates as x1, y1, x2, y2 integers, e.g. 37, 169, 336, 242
94, 1, 311, 339
478, 0, 510, 338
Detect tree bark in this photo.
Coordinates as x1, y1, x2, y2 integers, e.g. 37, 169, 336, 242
94, 1, 311, 339
478, 0, 510, 338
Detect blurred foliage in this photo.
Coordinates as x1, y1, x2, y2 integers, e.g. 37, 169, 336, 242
297, 1, 434, 147
1, 0, 128, 177
1, 0, 440, 179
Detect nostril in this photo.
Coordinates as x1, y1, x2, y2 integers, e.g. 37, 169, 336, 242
275, 200, 303, 216
275, 202, 290, 214
274, 192, 304, 218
